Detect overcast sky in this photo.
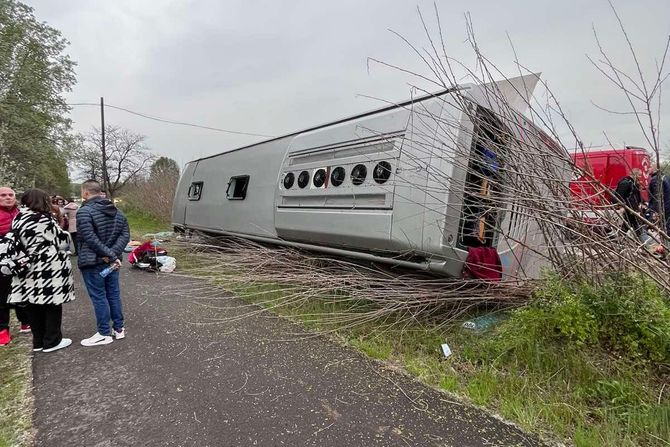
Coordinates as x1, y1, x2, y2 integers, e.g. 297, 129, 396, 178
25, 0, 670, 169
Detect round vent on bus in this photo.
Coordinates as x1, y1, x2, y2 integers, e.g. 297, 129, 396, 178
373, 161, 392, 184
330, 167, 346, 187
283, 172, 295, 189
313, 169, 327, 188
298, 171, 310, 189
351, 164, 367, 186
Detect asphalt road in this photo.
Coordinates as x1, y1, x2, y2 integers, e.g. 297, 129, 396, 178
31, 265, 541, 447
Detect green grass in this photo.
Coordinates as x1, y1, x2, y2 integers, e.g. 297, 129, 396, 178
121, 207, 170, 239
173, 249, 670, 446
0, 324, 33, 447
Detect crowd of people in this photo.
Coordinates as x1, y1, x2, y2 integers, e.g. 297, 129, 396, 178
0, 180, 130, 352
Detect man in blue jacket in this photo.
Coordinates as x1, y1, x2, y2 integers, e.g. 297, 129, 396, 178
77, 180, 130, 347
648, 168, 670, 235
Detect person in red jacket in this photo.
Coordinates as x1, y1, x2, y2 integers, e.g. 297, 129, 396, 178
0, 187, 31, 346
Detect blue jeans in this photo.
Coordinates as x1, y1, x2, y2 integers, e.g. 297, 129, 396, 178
81, 265, 124, 336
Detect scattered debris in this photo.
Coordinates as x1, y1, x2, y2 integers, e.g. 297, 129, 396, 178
440, 343, 452, 358
156, 255, 176, 273
129, 241, 169, 272
462, 313, 508, 332
142, 231, 175, 241
124, 240, 143, 252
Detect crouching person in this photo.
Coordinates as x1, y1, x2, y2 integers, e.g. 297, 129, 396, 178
8, 189, 75, 353
77, 180, 130, 347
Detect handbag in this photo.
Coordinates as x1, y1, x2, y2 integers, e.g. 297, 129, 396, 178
0, 230, 30, 277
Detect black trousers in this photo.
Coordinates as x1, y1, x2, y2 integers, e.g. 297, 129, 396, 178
0, 275, 30, 331
70, 231, 78, 254
27, 303, 63, 350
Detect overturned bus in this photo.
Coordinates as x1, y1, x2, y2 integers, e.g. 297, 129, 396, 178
172, 75, 569, 279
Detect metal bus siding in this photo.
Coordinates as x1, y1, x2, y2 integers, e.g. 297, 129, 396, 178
172, 75, 559, 278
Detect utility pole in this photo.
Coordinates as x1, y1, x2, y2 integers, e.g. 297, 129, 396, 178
100, 97, 109, 196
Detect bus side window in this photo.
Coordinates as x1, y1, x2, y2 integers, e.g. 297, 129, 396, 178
188, 181, 203, 200
226, 175, 250, 200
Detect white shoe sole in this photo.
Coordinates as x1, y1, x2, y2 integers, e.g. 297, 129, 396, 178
33, 348, 43, 352
43, 338, 72, 353
81, 337, 114, 347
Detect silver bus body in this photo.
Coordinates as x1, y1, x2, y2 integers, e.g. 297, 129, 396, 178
172, 75, 564, 279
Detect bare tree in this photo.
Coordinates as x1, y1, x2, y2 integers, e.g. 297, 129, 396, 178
71, 133, 102, 182
73, 126, 155, 199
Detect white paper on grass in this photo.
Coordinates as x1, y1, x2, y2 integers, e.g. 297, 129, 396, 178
441, 343, 452, 358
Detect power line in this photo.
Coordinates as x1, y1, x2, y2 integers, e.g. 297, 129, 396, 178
67, 102, 275, 138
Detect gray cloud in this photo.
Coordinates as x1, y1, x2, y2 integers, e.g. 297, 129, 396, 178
25, 0, 670, 168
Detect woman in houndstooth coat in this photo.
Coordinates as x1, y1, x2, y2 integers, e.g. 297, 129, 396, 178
8, 189, 74, 352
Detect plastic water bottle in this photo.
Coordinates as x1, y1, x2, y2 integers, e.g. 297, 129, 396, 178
99, 265, 117, 278
462, 313, 507, 332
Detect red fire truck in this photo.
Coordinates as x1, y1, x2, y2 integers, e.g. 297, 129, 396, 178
570, 146, 652, 206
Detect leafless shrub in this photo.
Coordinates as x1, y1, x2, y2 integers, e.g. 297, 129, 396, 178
121, 157, 179, 222
174, 236, 533, 330
122, 174, 177, 222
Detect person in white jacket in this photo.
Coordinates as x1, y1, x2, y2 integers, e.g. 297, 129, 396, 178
8, 189, 75, 353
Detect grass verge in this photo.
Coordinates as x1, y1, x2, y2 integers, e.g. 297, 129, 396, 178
0, 323, 34, 447
121, 207, 170, 240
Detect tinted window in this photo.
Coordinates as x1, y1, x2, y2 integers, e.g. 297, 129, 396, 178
227, 175, 249, 200
188, 182, 203, 201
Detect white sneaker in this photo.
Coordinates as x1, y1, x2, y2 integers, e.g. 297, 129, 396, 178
43, 338, 72, 353
113, 328, 125, 340
80, 332, 113, 347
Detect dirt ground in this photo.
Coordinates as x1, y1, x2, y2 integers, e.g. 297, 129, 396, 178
31, 266, 541, 447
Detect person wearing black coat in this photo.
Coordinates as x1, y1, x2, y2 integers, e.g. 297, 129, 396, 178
648, 169, 670, 234
76, 179, 130, 347
614, 169, 643, 238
